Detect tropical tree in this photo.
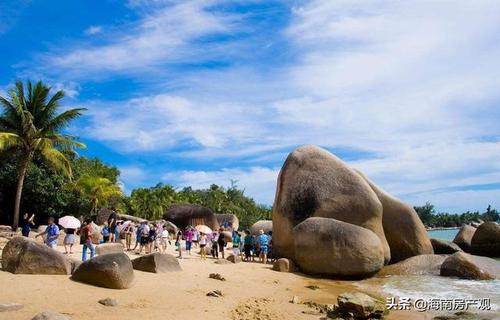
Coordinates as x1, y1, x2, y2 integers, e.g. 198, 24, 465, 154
0, 80, 86, 229
75, 175, 122, 214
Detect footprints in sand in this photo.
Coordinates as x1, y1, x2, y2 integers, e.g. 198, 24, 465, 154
231, 298, 277, 320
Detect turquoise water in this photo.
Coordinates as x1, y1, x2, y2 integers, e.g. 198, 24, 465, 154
427, 228, 459, 241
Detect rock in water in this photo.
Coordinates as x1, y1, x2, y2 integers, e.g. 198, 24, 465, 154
431, 238, 462, 254
377, 254, 446, 276
336, 292, 385, 319
273, 258, 296, 273
250, 220, 273, 235
226, 254, 241, 264
293, 217, 385, 278
132, 253, 181, 273
95, 243, 124, 256
453, 225, 476, 252
470, 222, 500, 257
1, 236, 71, 275
31, 311, 69, 320
272, 145, 390, 263
71, 253, 134, 289
357, 171, 434, 263
440, 252, 500, 280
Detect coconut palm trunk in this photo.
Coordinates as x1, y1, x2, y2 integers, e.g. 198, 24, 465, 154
12, 152, 32, 230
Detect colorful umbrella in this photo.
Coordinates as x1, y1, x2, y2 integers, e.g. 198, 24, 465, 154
195, 224, 212, 234
58, 216, 81, 229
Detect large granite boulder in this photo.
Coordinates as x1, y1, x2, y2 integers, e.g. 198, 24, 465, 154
216, 213, 239, 231
163, 221, 179, 235
453, 225, 476, 252
164, 204, 219, 231
470, 222, 500, 257
293, 217, 384, 278
272, 145, 390, 262
2, 236, 71, 275
335, 292, 385, 319
377, 254, 446, 276
440, 252, 500, 280
132, 253, 181, 273
96, 243, 124, 255
431, 238, 462, 254
250, 220, 272, 236
71, 253, 134, 289
357, 171, 433, 263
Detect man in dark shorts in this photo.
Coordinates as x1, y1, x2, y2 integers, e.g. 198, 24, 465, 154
217, 228, 226, 259
107, 209, 117, 242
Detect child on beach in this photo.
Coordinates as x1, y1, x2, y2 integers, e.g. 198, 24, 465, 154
175, 230, 183, 258
199, 232, 207, 260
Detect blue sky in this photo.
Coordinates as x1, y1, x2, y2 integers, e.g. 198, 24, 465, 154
1, 0, 499, 213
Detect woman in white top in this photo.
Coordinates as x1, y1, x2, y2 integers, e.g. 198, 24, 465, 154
160, 229, 169, 253
199, 232, 207, 260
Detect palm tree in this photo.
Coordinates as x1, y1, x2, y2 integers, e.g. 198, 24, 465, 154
0, 80, 86, 229
76, 175, 122, 214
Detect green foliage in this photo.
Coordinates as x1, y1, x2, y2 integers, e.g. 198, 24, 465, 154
0, 80, 86, 228
0, 155, 121, 224
128, 182, 271, 229
414, 202, 499, 227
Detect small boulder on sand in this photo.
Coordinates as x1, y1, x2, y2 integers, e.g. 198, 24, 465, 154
71, 253, 134, 289
470, 222, 500, 257
98, 298, 118, 307
273, 258, 296, 273
209, 273, 226, 281
377, 254, 446, 276
226, 254, 241, 264
0, 303, 24, 312
132, 253, 181, 273
453, 225, 476, 252
440, 252, 500, 280
95, 243, 124, 256
431, 238, 462, 254
335, 292, 385, 319
2, 236, 71, 275
31, 311, 69, 320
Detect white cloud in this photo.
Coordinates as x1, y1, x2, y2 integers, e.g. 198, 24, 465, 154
31, 0, 500, 211
43, 0, 235, 76
84, 25, 102, 36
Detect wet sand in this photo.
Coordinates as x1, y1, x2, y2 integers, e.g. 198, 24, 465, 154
0, 237, 432, 320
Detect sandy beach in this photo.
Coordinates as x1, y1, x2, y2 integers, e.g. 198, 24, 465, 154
0, 237, 431, 320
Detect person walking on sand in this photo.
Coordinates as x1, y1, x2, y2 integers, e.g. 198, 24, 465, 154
107, 208, 117, 243
243, 230, 253, 261
137, 221, 150, 255
199, 232, 207, 260
175, 230, 183, 258
232, 231, 241, 256
63, 227, 76, 254
133, 222, 143, 251
35, 217, 59, 249
217, 228, 226, 259
21, 213, 35, 237
147, 223, 156, 254
211, 230, 219, 258
124, 222, 133, 251
258, 229, 270, 264
81, 219, 95, 261
185, 227, 193, 255
101, 222, 110, 243
160, 226, 170, 253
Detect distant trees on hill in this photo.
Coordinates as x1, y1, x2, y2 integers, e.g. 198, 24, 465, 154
414, 202, 499, 228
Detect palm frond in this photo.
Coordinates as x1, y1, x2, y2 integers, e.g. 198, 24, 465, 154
42, 107, 86, 133
0, 132, 22, 151
37, 139, 72, 177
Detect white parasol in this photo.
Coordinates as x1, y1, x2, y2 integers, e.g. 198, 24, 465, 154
195, 224, 212, 234
118, 220, 132, 232
58, 216, 81, 229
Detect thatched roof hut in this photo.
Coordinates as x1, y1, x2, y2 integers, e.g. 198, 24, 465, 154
164, 204, 219, 231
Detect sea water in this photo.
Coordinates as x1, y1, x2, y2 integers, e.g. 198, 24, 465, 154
372, 228, 500, 313
427, 229, 459, 241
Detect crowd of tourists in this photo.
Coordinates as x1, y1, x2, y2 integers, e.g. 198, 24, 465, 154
19, 211, 274, 264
